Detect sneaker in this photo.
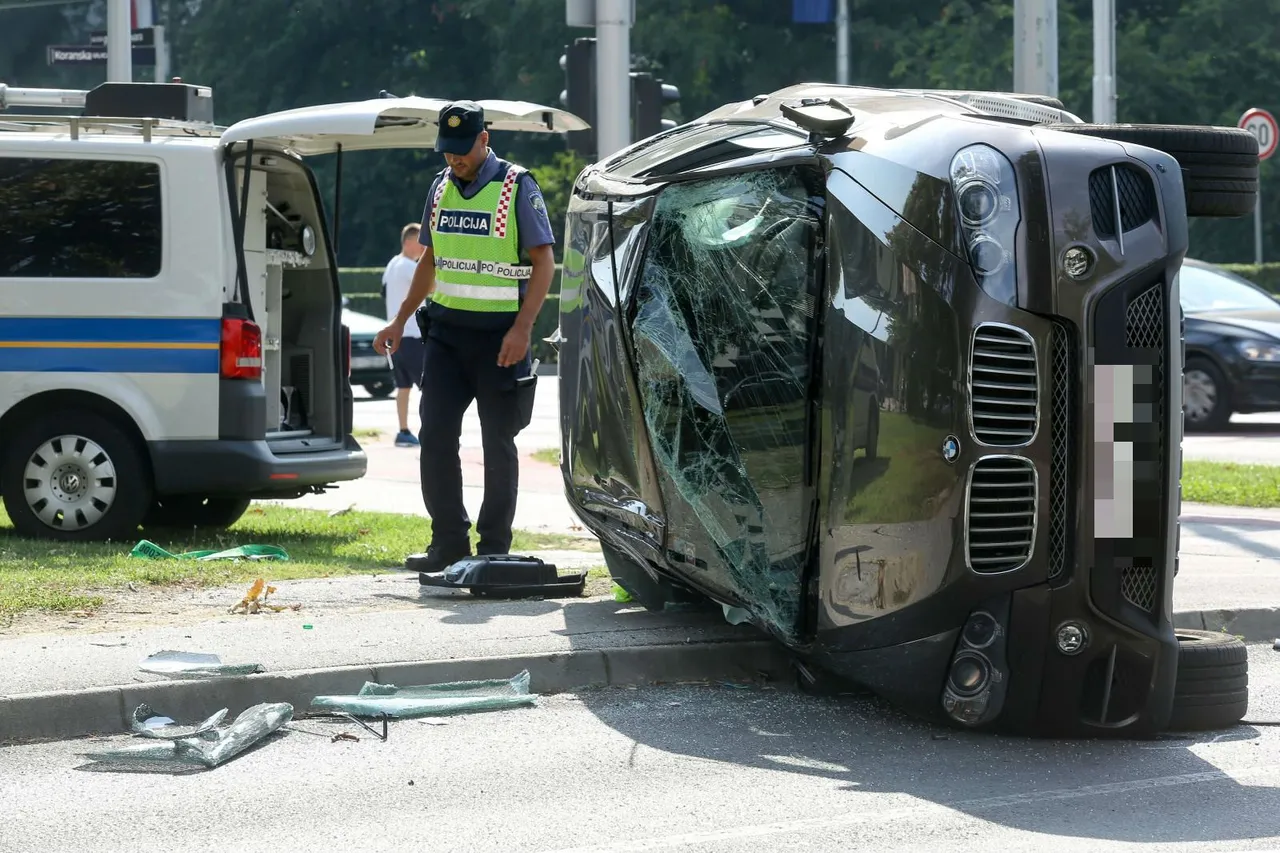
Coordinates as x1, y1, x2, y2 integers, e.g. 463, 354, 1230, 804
394, 429, 420, 447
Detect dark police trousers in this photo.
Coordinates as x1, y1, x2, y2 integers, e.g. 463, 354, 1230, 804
418, 326, 523, 556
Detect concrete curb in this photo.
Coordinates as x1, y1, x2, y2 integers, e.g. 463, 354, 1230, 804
3, 607, 1276, 744
1174, 606, 1280, 640
0, 639, 795, 744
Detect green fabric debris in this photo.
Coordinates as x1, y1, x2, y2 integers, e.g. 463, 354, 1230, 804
130, 540, 290, 562
310, 670, 536, 719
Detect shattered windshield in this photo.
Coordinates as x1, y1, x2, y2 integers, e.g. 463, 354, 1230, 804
629, 164, 824, 640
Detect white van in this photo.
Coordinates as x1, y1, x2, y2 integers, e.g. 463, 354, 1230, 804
0, 81, 584, 541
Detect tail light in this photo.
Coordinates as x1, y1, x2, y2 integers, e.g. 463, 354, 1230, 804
220, 317, 263, 380
341, 325, 351, 378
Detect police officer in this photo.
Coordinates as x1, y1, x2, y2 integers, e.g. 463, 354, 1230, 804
374, 100, 556, 578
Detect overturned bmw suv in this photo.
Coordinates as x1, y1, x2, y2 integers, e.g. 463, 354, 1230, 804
555, 84, 1259, 737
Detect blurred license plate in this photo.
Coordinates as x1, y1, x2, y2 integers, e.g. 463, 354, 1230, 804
352, 356, 387, 370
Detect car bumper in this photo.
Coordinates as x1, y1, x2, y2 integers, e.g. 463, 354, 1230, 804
1227, 361, 1280, 412
149, 436, 368, 497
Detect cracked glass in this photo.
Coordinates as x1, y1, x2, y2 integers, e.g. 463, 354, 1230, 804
629, 165, 824, 640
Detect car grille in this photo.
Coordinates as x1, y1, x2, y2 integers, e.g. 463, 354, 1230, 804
1048, 323, 1075, 580
967, 456, 1037, 573
1090, 276, 1170, 622
1089, 164, 1157, 239
970, 324, 1038, 446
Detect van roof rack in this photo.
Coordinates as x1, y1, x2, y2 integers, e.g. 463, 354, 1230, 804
0, 81, 220, 140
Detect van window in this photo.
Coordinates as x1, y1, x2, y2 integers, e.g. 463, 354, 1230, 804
0, 157, 162, 278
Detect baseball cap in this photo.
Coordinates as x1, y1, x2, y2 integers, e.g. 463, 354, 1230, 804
435, 100, 485, 155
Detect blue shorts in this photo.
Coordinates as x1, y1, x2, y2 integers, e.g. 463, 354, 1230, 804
391, 335, 426, 389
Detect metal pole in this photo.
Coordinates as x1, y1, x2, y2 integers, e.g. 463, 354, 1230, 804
105, 0, 132, 82
1091, 0, 1116, 123
154, 24, 170, 83
594, 0, 631, 158
836, 0, 850, 85
1013, 0, 1058, 97
1256, 182, 1264, 265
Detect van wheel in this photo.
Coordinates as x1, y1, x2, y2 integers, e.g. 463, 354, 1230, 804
1168, 629, 1249, 731
145, 496, 252, 531
0, 411, 151, 542
1044, 123, 1259, 218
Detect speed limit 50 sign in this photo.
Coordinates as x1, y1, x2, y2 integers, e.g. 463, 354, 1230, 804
1239, 107, 1278, 161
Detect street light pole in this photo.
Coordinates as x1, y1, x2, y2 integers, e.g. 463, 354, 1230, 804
1091, 0, 1116, 123
1013, 0, 1058, 97
105, 0, 132, 82
836, 0, 849, 85
594, 0, 631, 159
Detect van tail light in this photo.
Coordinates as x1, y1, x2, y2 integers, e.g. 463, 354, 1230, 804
220, 317, 263, 380
341, 325, 351, 378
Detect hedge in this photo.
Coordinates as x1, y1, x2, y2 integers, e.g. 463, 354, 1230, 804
339, 267, 563, 364
1220, 263, 1280, 294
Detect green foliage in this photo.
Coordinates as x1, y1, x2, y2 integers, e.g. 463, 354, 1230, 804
1220, 263, 1280, 294
6, 0, 1280, 267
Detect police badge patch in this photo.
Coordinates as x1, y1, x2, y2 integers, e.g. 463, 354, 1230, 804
530, 193, 546, 212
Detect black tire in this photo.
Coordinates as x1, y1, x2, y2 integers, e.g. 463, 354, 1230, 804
1169, 629, 1249, 731
0, 410, 151, 542
363, 383, 394, 399
1046, 123, 1259, 218
1183, 356, 1232, 432
144, 496, 252, 530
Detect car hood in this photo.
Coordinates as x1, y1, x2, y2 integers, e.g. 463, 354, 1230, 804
1185, 309, 1280, 340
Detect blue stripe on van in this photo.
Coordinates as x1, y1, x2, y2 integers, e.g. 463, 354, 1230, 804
0, 347, 220, 374
0, 317, 222, 343
0, 317, 223, 373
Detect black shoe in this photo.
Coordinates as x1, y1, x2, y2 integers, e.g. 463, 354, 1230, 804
408, 545, 471, 582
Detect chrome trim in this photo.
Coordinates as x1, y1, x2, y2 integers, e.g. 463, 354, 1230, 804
968, 322, 1041, 448
964, 454, 1039, 575
1110, 165, 1125, 255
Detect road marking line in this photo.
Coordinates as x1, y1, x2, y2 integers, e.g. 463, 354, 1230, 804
543, 765, 1280, 853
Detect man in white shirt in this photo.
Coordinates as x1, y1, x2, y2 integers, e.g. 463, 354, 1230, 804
382, 222, 427, 447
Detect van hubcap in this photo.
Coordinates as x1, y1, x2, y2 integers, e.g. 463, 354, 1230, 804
23, 435, 117, 531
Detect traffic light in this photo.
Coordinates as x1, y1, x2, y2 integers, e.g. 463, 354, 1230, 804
559, 37, 597, 158
631, 72, 680, 141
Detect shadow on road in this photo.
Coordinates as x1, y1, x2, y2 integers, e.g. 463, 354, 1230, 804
569, 676, 1280, 844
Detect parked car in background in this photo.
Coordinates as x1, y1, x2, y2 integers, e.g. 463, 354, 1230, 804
342, 297, 395, 398
1181, 257, 1280, 430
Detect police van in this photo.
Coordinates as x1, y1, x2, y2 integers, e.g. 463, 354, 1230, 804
0, 81, 583, 541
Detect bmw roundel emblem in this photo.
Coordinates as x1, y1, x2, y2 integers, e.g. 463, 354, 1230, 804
942, 435, 960, 464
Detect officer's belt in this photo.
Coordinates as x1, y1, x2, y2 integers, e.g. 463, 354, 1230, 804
434, 256, 533, 280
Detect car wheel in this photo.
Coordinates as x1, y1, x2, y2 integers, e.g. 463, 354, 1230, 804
144, 496, 252, 530
1168, 629, 1249, 731
363, 383, 394, 399
1183, 357, 1232, 431
1043, 123, 1259, 218
0, 411, 151, 542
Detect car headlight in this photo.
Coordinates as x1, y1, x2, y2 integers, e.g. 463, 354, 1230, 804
1236, 339, 1280, 362
950, 144, 1020, 306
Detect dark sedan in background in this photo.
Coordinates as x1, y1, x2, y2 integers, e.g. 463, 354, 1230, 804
342, 297, 396, 398
1182, 258, 1280, 430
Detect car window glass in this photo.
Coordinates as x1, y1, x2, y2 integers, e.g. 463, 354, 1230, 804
627, 165, 824, 637
1180, 264, 1278, 312
0, 157, 162, 278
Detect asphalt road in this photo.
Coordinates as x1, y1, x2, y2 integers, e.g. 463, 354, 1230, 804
1182, 413, 1280, 466
3, 645, 1280, 853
